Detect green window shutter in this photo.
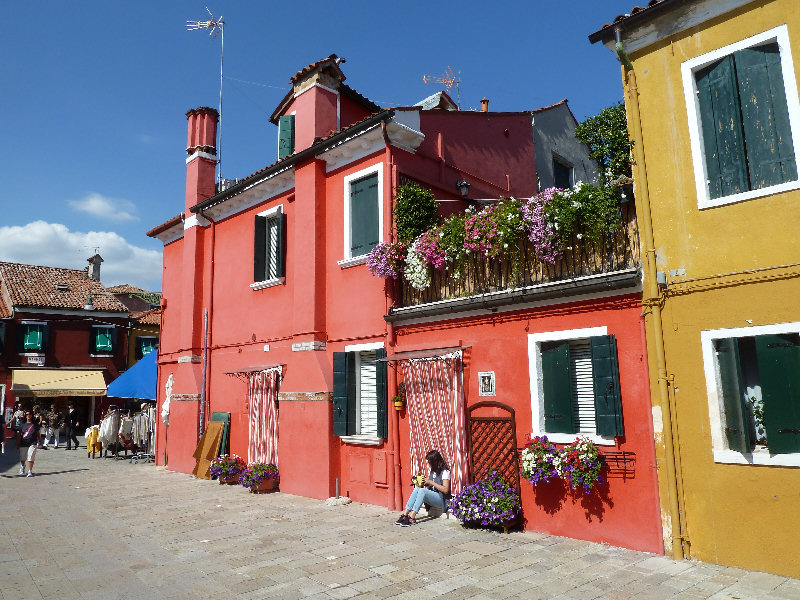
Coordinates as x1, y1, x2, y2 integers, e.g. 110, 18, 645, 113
0, 322, 5, 352
23, 325, 41, 351
94, 328, 112, 353
275, 213, 286, 278
755, 333, 800, 454
541, 340, 576, 433
715, 338, 752, 453
349, 174, 379, 256
41, 325, 49, 353
278, 115, 295, 159
375, 348, 387, 439
695, 55, 748, 199
734, 43, 798, 190
333, 352, 353, 436
590, 335, 624, 437
254, 215, 267, 282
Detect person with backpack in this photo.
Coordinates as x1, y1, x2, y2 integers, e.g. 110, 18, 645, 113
15, 410, 40, 477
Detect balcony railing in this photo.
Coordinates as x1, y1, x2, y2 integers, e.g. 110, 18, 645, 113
396, 199, 640, 309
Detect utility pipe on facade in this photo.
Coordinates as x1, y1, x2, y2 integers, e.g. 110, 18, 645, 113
200, 209, 218, 433
616, 26, 685, 561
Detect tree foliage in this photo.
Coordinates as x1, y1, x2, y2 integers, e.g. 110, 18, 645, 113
394, 183, 439, 244
574, 103, 632, 184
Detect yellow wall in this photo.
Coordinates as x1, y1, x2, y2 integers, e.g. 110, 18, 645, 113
128, 324, 159, 368
626, 0, 800, 577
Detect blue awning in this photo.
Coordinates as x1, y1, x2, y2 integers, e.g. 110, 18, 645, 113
107, 349, 157, 400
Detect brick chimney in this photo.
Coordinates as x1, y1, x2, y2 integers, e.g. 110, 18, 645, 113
87, 254, 103, 281
185, 107, 218, 212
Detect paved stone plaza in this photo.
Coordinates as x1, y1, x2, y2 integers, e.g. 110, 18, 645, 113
1, 439, 798, 600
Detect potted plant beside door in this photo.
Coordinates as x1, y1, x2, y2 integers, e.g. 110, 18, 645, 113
239, 462, 280, 493
209, 454, 246, 485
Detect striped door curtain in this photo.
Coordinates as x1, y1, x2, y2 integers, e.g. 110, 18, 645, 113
247, 367, 281, 465
402, 352, 468, 495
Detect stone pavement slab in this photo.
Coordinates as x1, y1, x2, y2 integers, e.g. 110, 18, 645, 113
1, 439, 797, 599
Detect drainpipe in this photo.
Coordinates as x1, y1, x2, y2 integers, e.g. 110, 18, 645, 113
199, 209, 217, 433
616, 26, 685, 561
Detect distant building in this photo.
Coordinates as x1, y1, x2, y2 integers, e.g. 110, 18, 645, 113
0, 257, 129, 429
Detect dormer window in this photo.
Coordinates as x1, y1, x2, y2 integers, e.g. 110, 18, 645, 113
54, 283, 69, 292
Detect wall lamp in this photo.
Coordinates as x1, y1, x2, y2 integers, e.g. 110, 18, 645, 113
456, 179, 471, 199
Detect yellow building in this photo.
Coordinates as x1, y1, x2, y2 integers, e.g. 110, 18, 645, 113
591, 0, 800, 578
128, 308, 160, 368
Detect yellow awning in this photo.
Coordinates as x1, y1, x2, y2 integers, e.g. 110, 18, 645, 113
12, 369, 107, 397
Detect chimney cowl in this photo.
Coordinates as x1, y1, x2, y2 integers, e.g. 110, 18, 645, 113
481, 97, 489, 112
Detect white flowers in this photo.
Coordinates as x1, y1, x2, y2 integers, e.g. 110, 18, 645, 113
404, 240, 431, 291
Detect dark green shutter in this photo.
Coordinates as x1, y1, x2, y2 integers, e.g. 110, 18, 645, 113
590, 335, 624, 437
211, 412, 231, 456
0, 322, 5, 352
541, 341, 576, 433
333, 352, 353, 436
111, 327, 118, 353
350, 174, 379, 256
735, 43, 798, 190
278, 115, 295, 159
696, 55, 748, 199
135, 337, 144, 360
254, 215, 267, 282
715, 338, 751, 453
755, 333, 800, 454
275, 212, 286, 278
375, 348, 387, 439
24, 324, 42, 351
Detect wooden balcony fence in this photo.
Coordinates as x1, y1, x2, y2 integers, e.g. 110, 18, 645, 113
396, 199, 640, 309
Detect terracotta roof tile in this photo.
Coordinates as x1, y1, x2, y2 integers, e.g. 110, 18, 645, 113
107, 284, 151, 295
592, 0, 669, 40
0, 292, 10, 319
131, 307, 161, 326
0, 261, 128, 312
289, 54, 344, 84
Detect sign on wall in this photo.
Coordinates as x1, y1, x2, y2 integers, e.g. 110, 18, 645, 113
478, 371, 495, 396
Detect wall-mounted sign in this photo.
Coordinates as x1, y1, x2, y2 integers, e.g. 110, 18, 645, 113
27, 356, 45, 366
478, 371, 495, 396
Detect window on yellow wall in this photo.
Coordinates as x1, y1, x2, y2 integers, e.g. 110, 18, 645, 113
702, 323, 800, 465
682, 25, 800, 209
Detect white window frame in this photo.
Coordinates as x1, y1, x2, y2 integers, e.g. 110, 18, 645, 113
341, 341, 384, 446
527, 326, 615, 446
250, 203, 286, 290
91, 324, 115, 356
338, 163, 383, 268
682, 25, 800, 209
19, 320, 46, 356
701, 321, 800, 467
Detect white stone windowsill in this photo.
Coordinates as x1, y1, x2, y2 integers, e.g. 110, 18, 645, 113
250, 277, 285, 291
337, 255, 368, 269
341, 435, 383, 446
713, 448, 800, 467
89, 353, 114, 358
19, 352, 45, 357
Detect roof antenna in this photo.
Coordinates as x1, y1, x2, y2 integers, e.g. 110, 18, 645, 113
187, 7, 226, 183
422, 66, 462, 109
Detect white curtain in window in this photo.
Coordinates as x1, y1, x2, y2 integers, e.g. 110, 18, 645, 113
247, 367, 281, 465
402, 353, 467, 495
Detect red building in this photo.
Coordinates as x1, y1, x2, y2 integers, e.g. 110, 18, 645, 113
0, 257, 130, 429
149, 55, 662, 553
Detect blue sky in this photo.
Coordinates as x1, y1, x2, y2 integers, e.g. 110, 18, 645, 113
1, 1, 633, 292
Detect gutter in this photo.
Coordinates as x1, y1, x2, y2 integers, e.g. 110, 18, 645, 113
616, 25, 686, 561
191, 110, 395, 214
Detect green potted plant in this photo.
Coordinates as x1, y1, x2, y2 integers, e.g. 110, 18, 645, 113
239, 462, 280, 493
209, 454, 246, 484
449, 471, 521, 533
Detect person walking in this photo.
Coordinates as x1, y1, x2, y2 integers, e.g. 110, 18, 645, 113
32, 404, 46, 449
44, 403, 63, 448
64, 401, 80, 450
15, 411, 40, 476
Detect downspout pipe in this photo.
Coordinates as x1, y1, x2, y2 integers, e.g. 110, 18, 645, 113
616, 26, 685, 561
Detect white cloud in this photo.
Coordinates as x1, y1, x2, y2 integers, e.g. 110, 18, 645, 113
68, 193, 139, 222
0, 221, 162, 292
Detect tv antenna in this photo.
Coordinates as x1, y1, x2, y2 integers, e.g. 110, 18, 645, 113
422, 66, 461, 108
187, 7, 225, 183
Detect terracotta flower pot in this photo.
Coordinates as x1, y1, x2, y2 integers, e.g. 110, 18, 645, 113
219, 475, 239, 485
249, 478, 278, 494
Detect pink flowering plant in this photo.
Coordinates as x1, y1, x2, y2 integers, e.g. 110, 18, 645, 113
450, 471, 521, 527
521, 188, 564, 264
209, 454, 246, 480
553, 437, 604, 494
520, 435, 559, 486
239, 462, 279, 490
414, 227, 450, 270
367, 241, 407, 279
